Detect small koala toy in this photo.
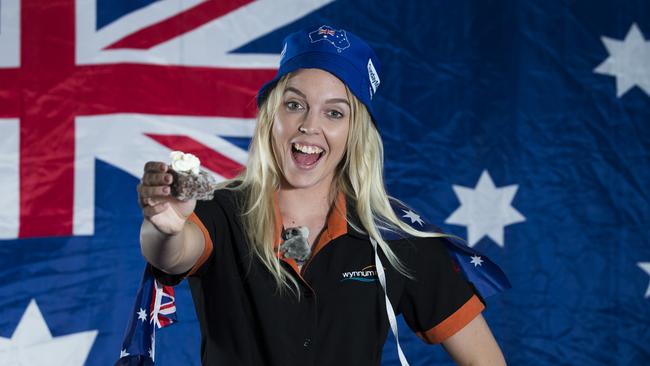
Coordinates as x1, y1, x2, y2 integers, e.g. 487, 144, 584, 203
279, 226, 311, 263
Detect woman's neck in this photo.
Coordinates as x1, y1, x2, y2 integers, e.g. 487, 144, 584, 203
278, 182, 335, 228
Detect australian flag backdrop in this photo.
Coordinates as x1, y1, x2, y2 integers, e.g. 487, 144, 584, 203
1, 0, 649, 365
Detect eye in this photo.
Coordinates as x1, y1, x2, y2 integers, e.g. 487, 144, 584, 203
327, 109, 344, 119
285, 100, 304, 111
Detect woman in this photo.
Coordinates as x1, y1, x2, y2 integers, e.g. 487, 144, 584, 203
137, 25, 506, 365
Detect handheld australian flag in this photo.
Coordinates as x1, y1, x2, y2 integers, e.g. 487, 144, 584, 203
116, 265, 177, 366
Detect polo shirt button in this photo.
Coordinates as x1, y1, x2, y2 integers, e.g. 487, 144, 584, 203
303, 338, 311, 348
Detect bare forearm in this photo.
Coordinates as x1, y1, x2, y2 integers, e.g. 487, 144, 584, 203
455, 351, 506, 366
140, 219, 201, 274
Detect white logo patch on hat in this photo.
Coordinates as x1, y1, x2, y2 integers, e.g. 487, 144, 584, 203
367, 58, 380, 98
280, 42, 287, 61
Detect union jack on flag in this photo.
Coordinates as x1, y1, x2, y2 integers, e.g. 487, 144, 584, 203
150, 280, 177, 329
0, 0, 331, 240
0, 0, 331, 364
319, 28, 336, 36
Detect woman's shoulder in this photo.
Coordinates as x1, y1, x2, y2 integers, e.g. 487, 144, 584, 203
195, 185, 246, 215
387, 234, 451, 263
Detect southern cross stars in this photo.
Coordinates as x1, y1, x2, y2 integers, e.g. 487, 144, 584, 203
137, 307, 147, 322
445, 170, 525, 247
402, 209, 424, 226
470, 255, 484, 267
595, 23, 650, 97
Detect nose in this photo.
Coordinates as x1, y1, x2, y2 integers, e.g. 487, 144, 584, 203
298, 109, 321, 134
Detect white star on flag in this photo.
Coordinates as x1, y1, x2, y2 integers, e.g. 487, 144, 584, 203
402, 209, 424, 226
137, 307, 147, 322
0, 299, 97, 366
120, 349, 130, 358
594, 23, 650, 97
638, 262, 650, 298
445, 170, 525, 247
470, 255, 484, 267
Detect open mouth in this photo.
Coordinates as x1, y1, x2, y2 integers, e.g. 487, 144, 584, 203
291, 142, 325, 168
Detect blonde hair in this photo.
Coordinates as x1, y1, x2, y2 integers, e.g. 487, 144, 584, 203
220, 73, 449, 295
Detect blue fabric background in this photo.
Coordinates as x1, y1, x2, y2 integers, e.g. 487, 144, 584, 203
1, 1, 649, 365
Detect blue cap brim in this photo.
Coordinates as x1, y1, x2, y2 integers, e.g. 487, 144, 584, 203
257, 51, 377, 124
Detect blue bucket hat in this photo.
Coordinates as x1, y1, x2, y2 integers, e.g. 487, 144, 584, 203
257, 25, 382, 123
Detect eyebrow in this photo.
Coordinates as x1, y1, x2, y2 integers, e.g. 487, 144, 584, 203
284, 87, 350, 108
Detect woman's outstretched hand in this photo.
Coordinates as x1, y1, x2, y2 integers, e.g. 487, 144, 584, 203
137, 161, 196, 235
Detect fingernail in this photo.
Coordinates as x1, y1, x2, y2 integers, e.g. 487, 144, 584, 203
163, 187, 169, 194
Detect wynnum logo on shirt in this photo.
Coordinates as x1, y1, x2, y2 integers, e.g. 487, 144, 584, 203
340, 265, 378, 283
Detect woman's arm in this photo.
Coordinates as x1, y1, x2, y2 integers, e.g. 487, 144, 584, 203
140, 218, 204, 274
138, 161, 204, 274
441, 314, 506, 366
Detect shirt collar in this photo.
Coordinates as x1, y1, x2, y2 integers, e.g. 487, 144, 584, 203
273, 190, 348, 251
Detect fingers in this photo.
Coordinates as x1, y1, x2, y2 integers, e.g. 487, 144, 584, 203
138, 162, 173, 211
143, 202, 170, 217
141, 172, 173, 186
138, 185, 170, 206
144, 161, 168, 174
141, 196, 168, 207
140, 185, 170, 196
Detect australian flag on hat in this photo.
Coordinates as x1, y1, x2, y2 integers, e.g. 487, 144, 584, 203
381, 200, 511, 299
115, 265, 177, 366
308, 25, 351, 52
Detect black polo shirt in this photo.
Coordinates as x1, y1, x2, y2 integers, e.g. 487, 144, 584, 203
153, 188, 484, 366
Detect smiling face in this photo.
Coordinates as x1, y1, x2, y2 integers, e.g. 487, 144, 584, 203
271, 68, 351, 193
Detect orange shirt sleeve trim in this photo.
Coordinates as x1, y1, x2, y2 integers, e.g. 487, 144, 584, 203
187, 212, 214, 276
415, 294, 485, 344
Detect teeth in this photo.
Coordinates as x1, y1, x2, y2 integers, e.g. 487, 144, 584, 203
293, 143, 323, 154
